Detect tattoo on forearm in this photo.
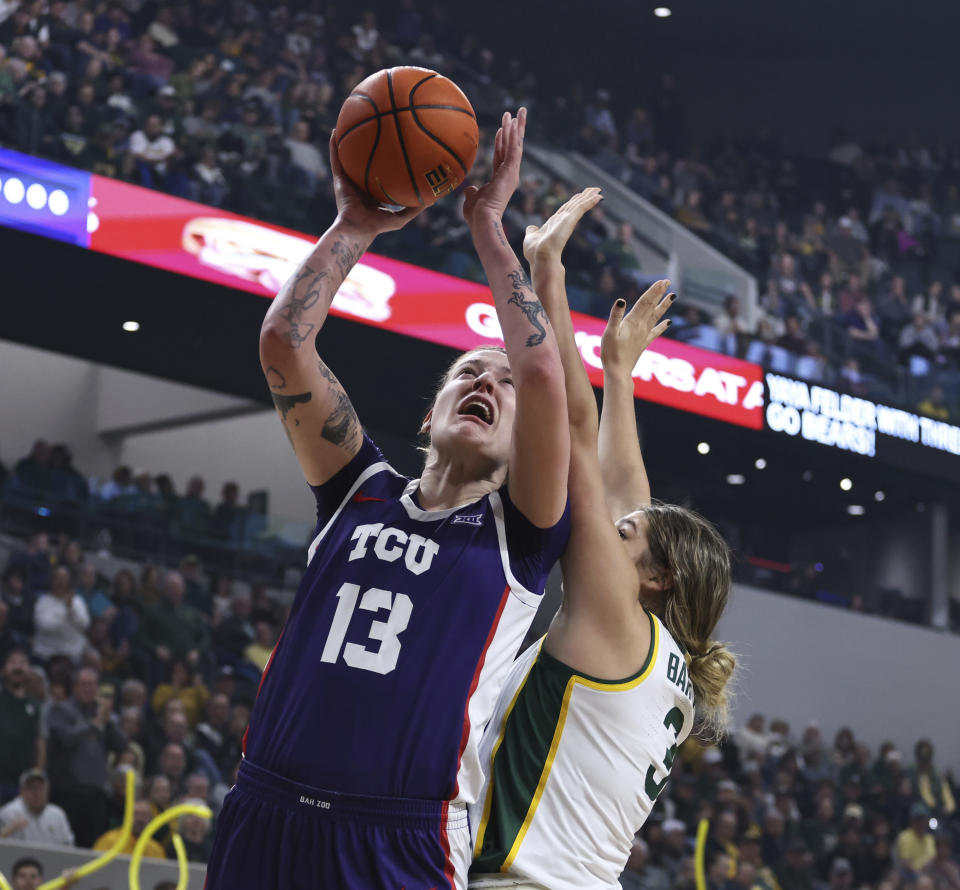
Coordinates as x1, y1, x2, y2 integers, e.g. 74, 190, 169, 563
265, 366, 286, 390
277, 266, 327, 348
317, 361, 362, 448
271, 390, 311, 421
506, 269, 549, 347
494, 221, 509, 249
331, 238, 363, 281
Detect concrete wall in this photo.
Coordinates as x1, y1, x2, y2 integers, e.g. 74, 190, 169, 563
716, 583, 960, 772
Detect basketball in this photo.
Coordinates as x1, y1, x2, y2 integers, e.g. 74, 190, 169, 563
334, 66, 480, 208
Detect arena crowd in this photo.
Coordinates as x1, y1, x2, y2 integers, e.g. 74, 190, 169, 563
0, 435, 958, 889
0, 0, 959, 418
0, 3, 959, 887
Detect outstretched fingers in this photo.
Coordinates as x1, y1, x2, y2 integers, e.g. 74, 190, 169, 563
560, 186, 603, 219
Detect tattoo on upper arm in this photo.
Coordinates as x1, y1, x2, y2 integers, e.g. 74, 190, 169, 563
277, 266, 328, 349
271, 390, 311, 421
317, 361, 362, 449
331, 239, 363, 281
265, 366, 286, 390
506, 269, 549, 347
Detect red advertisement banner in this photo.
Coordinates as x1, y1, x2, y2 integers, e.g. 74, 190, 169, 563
88, 175, 764, 429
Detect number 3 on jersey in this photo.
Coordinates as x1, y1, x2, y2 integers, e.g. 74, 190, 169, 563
644, 706, 685, 800
320, 583, 412, 675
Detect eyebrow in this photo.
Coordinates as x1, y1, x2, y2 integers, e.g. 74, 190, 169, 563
454, 358, 510, 376
619, 517, 638, 534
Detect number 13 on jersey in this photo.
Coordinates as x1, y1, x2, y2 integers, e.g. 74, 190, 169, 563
320, 582, 413, 675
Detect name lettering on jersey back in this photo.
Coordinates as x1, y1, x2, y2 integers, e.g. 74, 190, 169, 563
666, 652, 693, 699
348, 523, 440, 575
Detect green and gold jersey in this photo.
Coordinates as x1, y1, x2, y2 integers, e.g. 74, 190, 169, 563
470, 612, 695, 890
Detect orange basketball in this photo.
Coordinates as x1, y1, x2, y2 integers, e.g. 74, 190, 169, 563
335, 67, 479, 208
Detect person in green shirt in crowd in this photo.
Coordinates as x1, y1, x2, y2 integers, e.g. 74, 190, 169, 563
136, 571, 210, 685
0, 649, 44, 803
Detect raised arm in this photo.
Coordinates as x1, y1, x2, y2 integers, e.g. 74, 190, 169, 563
258, 135, 423, 485
523, 189, 604, 442
598, 282, 673, 519
524, 190, 647, 631
462, 109, 568, 528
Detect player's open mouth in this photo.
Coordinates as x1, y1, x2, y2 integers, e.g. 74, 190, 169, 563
457, 397, 494, 426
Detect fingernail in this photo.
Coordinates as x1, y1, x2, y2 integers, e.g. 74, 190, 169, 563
615, 299, 626, 308
666, 319, 673, 326
669, 293, 676, 301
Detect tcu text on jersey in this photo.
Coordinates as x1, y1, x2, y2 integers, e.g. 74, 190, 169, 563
347, 523, 440, 575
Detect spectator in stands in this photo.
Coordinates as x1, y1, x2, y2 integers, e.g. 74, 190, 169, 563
46, 666, 125, 846
212, 481, 246, 543
32, 565, 90, 664
75, 563, 112, 620
926, 834, 960, 890
178, 554, 210, 615
0, 599, 15, 659
918, 386, 951, 421
150, 659, 209, 727
775, 838, 815, 890
92, 798, 165, 858
124, 113, 179, 192
213, 590, 255, 663
175, 476, 211, 543
939, 313, 960, 367
877, 275, 913, 345
98, 465, 135, 502
145, 774, 171, 820
660, 818, 692, 881
620, 837, 669, 890
896, 803, 937, 876
899, 313, 941, 365
778, 316, 809, 355
675, 189, 710, 232
2, 566, 35, 643
822, 857, 855, 890
191, 143, 228, 206
841, 296, 881, 349
0, 649, 43, 804
0, 768, 74, 845
169, 804, 212, 862
195, 692, 235, 776
136, 570, 210, 682
243, 620, 276, 673
9, 857, 77, 890
157, 742, 189, 798
283, 119, 328, 197
13, 439, 50, 493
912, 740, 956, 820
57, 539, 83, 576
183, 772, 211, 808
14, 82, 53, 155
7, 531, 52, 595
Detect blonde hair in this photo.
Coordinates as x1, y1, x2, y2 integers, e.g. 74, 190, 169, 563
642, 503, 736, 740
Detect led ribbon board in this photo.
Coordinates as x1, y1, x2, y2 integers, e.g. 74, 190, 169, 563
0, 145, 785, 433
765, 373, 960, 459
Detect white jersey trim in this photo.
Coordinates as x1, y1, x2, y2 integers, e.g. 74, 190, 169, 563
489, 491, 541, 609
306, 461, 400, 565
399, 478, 486, 521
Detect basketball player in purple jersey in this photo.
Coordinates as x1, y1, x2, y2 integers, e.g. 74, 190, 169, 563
204, 109, 571, 890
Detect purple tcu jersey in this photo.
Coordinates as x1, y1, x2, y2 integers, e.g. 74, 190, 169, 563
243, 435, 569, 807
